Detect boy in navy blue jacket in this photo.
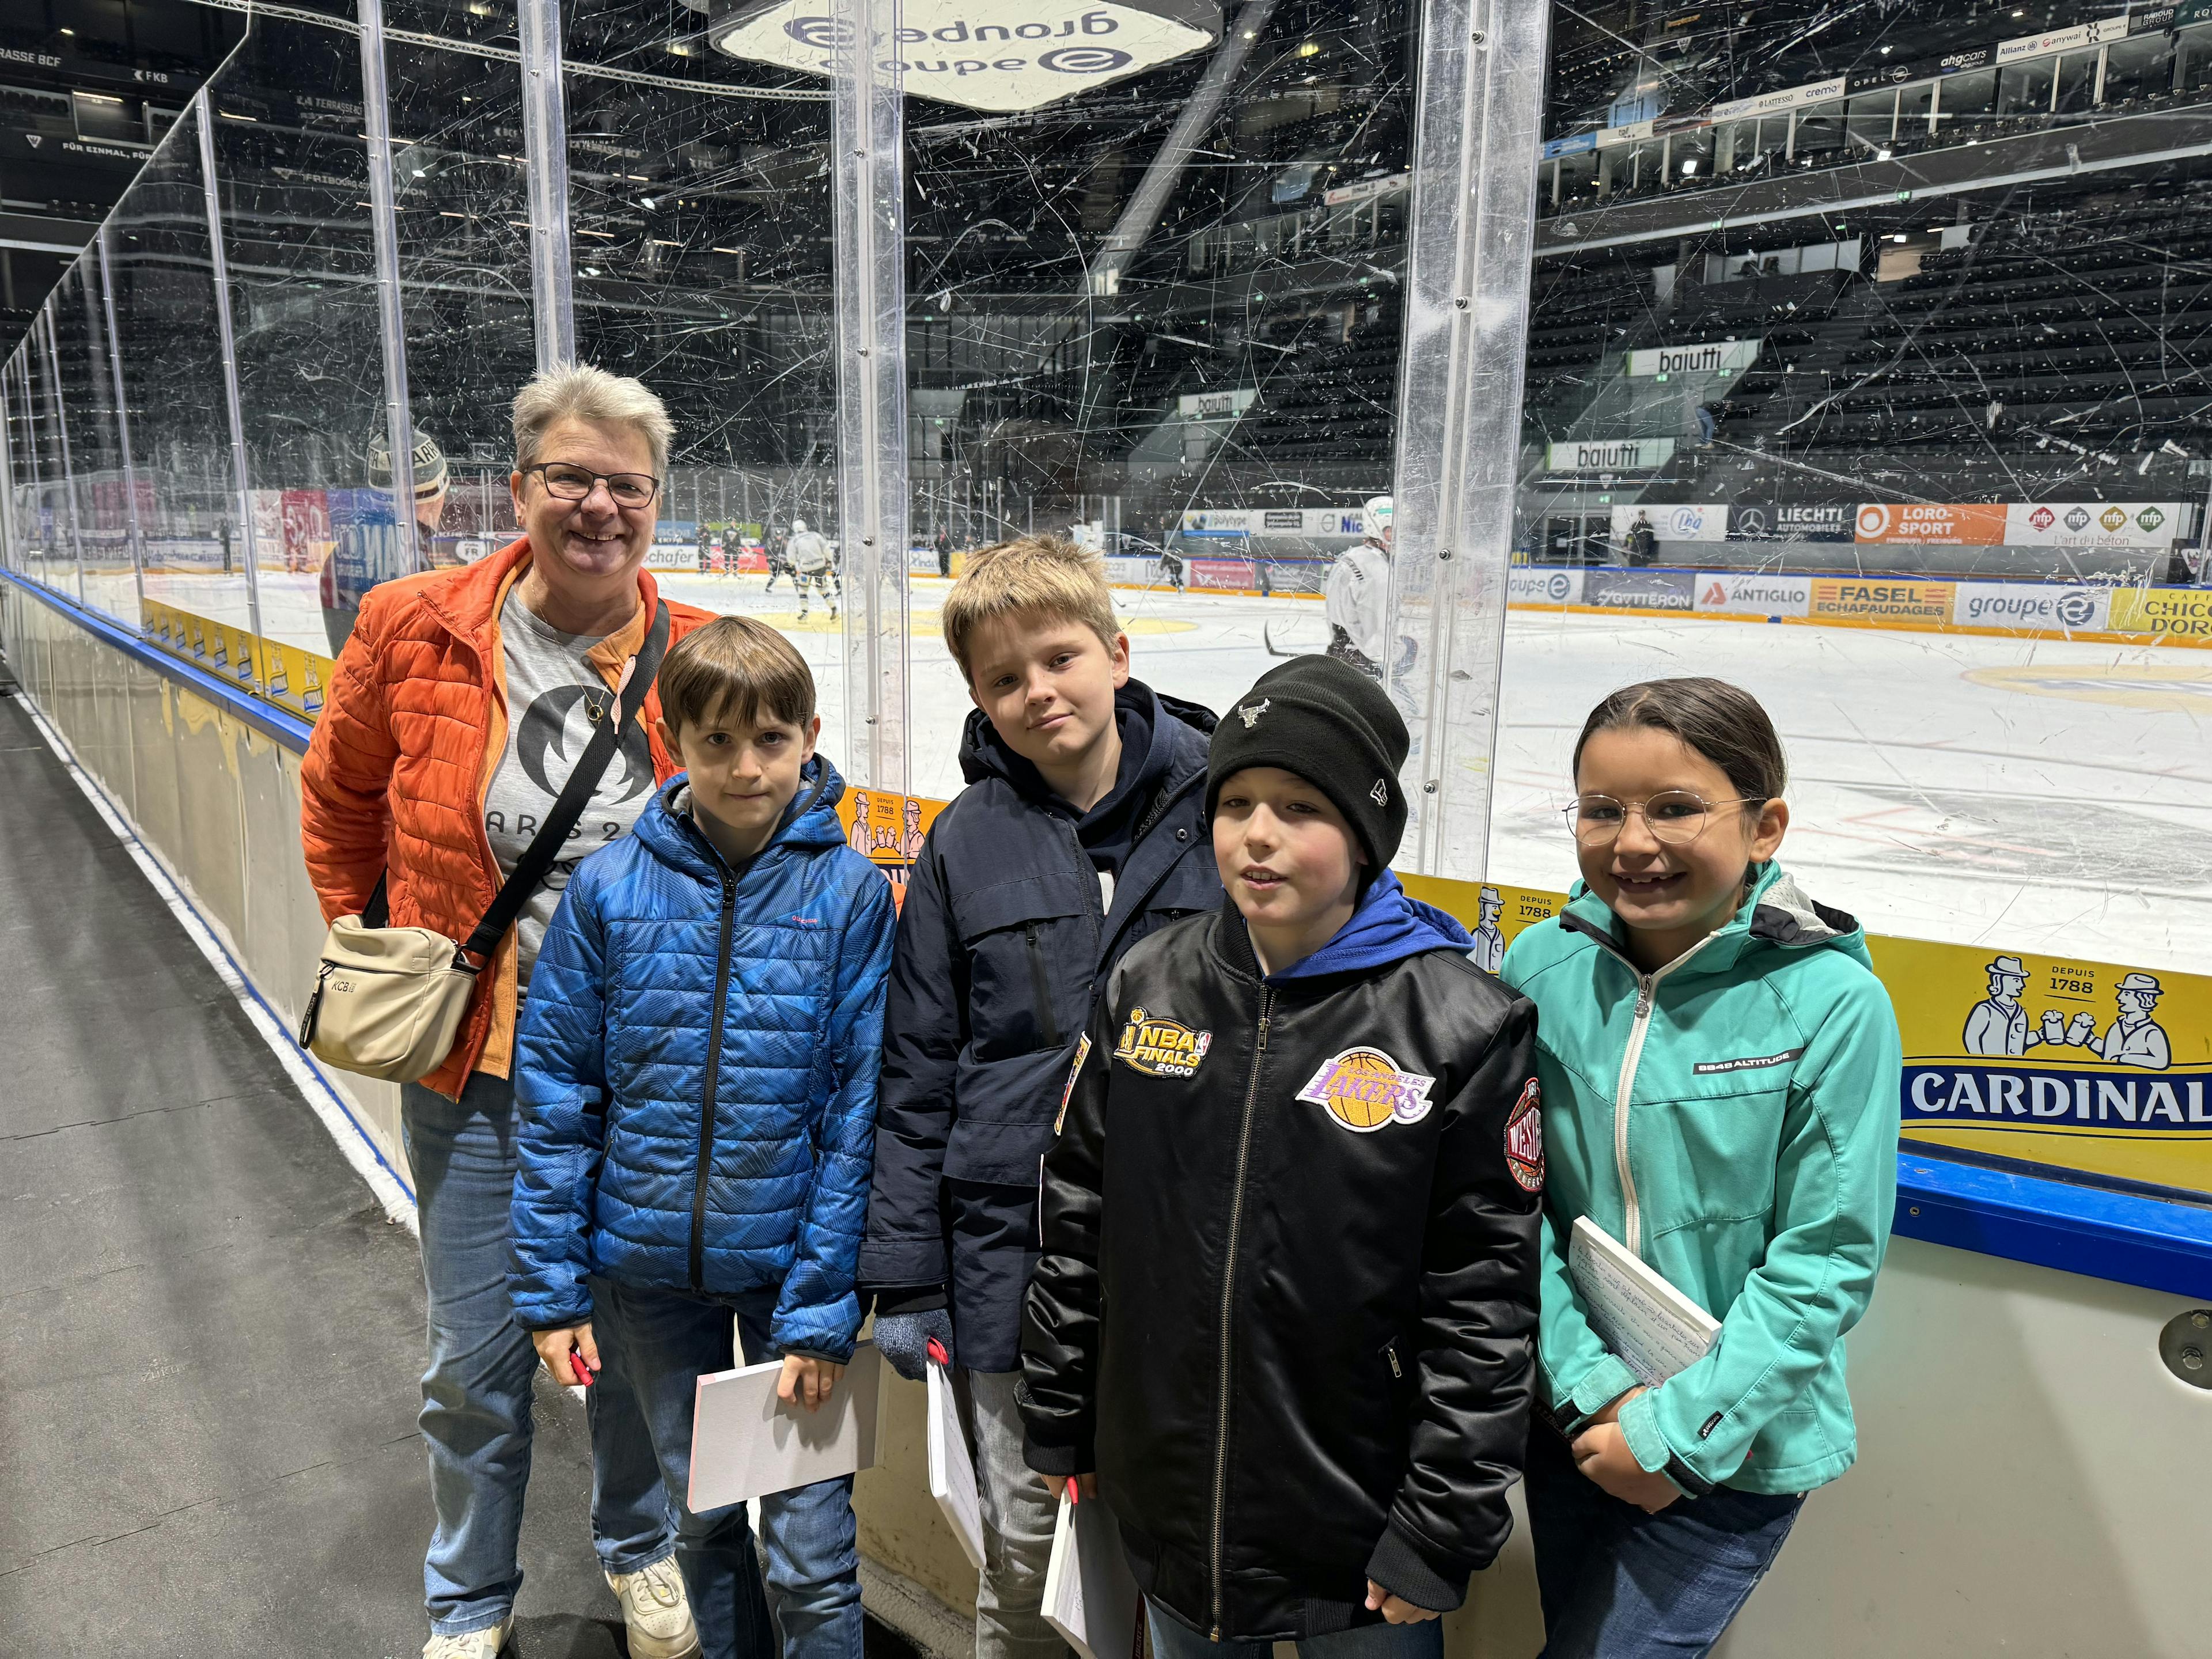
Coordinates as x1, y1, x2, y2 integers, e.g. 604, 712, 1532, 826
510, 616, 897, 1659
859, 537, 1221, 1659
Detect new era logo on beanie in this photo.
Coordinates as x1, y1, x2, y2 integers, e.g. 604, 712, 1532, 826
1205, 656, 1411, 869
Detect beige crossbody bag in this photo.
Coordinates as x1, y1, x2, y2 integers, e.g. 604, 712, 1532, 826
297, 603, 668, 1082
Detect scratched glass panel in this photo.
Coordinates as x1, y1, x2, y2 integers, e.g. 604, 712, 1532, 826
892, 0, 1418, 801
561, 5, 852, 766
16, 325, 76, 598
1, 349, 33, 579
1508, 1, 2212, 983
47, 262, 131, 620
209, 16, 392, 657
374, 24, 537, 652
104, 101, 246, 646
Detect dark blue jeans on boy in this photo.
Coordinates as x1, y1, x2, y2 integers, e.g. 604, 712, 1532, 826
593, 1277, 863, 1659
1524, 1421, 1802, 1659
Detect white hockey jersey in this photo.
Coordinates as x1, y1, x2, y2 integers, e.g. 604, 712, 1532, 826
1324, 541, 1391, 662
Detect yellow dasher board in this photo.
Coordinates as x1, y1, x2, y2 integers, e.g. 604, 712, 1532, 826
1401, 873, 2212, 1201
837, 788, 949, 911
142, 598, 260, 692
141, 600, 335, 721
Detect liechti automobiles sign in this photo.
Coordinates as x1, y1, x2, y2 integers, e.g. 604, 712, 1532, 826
711, 0, 1219, 112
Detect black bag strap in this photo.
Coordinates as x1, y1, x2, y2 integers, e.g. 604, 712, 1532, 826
359, 601, 672, 960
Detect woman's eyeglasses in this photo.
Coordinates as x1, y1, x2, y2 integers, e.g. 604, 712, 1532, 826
522, 462, 659, 508
1563, 791, 1763, 847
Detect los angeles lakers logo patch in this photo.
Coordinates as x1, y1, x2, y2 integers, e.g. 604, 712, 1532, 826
1113, 1007, 1212, 1078
1298, 1047, 1436, 1132
1505, 1079, 1545, 1192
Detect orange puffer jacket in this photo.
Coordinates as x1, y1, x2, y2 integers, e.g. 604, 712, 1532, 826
300, 536, 716, 1099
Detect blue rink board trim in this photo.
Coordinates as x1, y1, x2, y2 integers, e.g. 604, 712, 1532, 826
10, 567, 2212, 1298
1, 570, 317, 751
1895, 1153, 2212, 1300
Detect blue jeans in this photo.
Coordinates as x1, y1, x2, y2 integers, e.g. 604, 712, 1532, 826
1524, 1420, 1803, 1659
402, 1073, 675, 1635
1147, 1601, 1443, 1659
593, 1278, 863, 1659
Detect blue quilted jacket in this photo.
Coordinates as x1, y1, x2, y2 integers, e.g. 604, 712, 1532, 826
509, 758, 897, 1359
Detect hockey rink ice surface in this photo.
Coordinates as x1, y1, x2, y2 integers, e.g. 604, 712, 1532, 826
127, 568, 2212, 973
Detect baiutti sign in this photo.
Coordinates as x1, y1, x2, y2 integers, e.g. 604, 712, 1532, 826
1177, 387, 1257, 419
1624, 339, 1762, 377
1547, 437, 1676, 472
710, 0, 1219, 113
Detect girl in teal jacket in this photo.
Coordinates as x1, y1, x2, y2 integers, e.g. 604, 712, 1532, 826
1499, 677, 1900, 1659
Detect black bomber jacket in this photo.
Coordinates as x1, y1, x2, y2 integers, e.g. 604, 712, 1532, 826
1019, 895, 1544, 1642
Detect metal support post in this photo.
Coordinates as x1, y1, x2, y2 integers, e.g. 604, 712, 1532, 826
1387, 0, 1552, 879
359, 0, 420, 566
517, 0, 576, 370
35, 308, 89, 606
831, 0, 910, 791
194, 89, 270, 666
94, 226, 149, 623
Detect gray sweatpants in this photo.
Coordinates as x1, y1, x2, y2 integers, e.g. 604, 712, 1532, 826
957, 1368, 1069, 1659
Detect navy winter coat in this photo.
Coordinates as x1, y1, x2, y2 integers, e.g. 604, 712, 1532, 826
509, 760, 897, 1360
858, 683, 1222, 1371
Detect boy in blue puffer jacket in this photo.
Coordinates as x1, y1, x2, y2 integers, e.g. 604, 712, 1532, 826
510, 616, 897, 1659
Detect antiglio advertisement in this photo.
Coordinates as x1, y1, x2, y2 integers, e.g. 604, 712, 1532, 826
1404, 877, 2212, 1202
710, 0, 1219, 112
1694, 572, 1813, 618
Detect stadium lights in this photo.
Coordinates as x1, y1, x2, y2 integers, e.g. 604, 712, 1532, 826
1681, 160, 1698, 175
1298, 40, 1320, 55
2139, 452, 2157, 475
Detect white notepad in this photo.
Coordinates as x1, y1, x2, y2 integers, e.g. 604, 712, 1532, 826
926, 1359, 988, 1571
1043, 1488, 1142, 1659
1568, 1217, 1722, 1387
687, 1341, 883, 1511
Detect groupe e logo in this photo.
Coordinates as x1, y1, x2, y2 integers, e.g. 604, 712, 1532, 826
2056, 590, 2098, 628
786, 10, 1136, 74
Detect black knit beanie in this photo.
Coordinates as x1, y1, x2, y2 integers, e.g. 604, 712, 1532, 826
1205, 656, 1410, 869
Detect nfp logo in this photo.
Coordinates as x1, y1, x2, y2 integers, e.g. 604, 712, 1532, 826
716, 0, 1218, 112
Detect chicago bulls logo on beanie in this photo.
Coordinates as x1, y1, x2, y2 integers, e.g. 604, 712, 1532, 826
1205, 656, 1410, 869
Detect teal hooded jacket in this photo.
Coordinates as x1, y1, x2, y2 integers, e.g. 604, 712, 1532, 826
1499, 862, 1900, 1497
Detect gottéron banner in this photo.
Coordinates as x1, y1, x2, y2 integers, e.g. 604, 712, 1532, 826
1398, 874, 2212, 1202
710, 0, 1220, 112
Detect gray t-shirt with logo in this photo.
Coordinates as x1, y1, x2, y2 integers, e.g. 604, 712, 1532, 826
483, 589, 657, 987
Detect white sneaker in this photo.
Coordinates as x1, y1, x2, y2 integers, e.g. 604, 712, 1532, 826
422, 1618, 511, 1659
608, 1555, 702, 1659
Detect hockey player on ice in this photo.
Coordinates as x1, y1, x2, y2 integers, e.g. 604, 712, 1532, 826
789, 517, 838, 621
1324, 495, 1393, 675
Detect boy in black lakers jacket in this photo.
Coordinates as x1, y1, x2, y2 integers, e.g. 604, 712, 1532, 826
1019, 656, 1545, 1658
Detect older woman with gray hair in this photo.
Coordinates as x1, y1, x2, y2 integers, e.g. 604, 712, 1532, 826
302, 366, 741, 1659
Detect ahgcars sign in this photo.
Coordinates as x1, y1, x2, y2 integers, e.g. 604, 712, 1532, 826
711, 0, 1219, 113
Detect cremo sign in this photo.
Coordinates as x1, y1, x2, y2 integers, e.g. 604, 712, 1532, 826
710, 0, 1220, 113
